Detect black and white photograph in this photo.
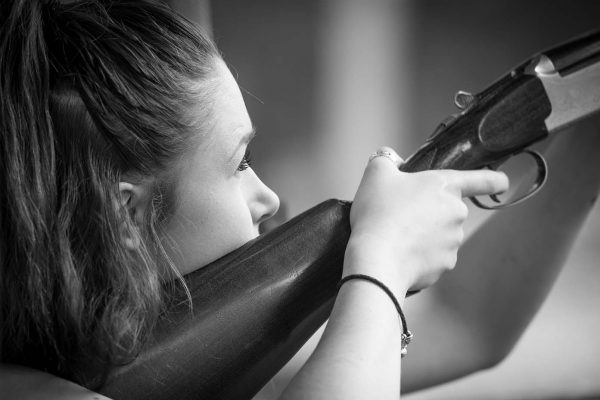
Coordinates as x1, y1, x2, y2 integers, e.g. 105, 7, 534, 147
1, 1, 599, 399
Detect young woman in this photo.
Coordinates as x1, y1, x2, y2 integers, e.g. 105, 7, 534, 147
1, 1, 599, 399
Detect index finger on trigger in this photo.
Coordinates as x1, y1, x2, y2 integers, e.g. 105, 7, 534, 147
445, 169, 509, 198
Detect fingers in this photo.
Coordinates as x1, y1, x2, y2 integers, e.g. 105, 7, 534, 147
443, 169, 510, 198
364, 146, 509, 198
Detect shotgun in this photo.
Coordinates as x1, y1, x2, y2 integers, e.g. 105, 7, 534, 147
98, 29, 600, 400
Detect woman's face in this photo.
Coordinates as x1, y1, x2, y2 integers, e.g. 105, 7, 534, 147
162, 60, 280, 275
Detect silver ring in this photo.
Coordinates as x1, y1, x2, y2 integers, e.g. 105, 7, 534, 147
368, 150, 400, 165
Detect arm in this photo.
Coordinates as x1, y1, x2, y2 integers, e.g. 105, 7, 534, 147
279, 150, 507, 399
280, 267, 406, 399
402, 116, 600, 391
0, 364, 112, 400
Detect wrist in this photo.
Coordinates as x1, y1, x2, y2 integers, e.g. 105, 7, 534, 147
343, 236, 413, 298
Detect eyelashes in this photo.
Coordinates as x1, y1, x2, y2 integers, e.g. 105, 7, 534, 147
237, 149, 252, 172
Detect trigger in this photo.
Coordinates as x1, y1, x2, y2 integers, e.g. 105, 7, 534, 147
485, 163, 504, 204
470, 150, 548, 210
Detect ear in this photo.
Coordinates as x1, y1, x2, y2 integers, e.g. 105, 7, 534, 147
118, 181, 151, 250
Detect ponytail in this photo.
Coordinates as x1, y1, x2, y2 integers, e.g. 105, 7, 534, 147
0, 0, 61, 364
1, 0, 220, 387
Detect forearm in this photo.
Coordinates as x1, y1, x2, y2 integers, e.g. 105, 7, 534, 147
280, 264, 406, 399
0, 364, 111, 400
404, 117, 600, 390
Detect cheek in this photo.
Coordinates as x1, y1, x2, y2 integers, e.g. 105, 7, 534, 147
198, 190, 255, 244
163, 185, 256, 273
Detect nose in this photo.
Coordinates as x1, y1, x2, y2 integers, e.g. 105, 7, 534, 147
245, 168, 280, 226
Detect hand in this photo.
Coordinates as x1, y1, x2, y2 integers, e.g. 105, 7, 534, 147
345, 147, 509, 296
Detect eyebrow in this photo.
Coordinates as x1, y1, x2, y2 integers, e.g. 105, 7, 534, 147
229, 124, 257, 162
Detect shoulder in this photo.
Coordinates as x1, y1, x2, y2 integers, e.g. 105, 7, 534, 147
0, 364, 112, 400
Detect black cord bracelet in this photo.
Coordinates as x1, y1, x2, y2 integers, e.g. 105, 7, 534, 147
338, 274, 413, 357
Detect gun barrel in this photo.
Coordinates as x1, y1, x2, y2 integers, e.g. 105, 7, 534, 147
533, 30, 600, 133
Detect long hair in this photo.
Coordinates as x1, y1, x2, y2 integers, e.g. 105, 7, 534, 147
0, 0, 219, 386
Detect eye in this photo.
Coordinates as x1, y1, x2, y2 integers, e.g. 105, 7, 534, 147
237, 148, 252, 172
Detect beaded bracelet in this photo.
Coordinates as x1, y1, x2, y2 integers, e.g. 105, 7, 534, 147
338, 274, 413, 357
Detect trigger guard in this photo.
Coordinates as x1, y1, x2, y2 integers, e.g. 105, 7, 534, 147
470, 150, 548, 210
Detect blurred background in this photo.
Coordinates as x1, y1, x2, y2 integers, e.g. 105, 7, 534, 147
170, 0, 600, 398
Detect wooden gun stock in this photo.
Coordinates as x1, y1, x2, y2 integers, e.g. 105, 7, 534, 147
100, 200, 352, 400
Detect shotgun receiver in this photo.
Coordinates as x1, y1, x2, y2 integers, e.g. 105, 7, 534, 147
401, 29, 600, 208
98, 30, 600, 399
